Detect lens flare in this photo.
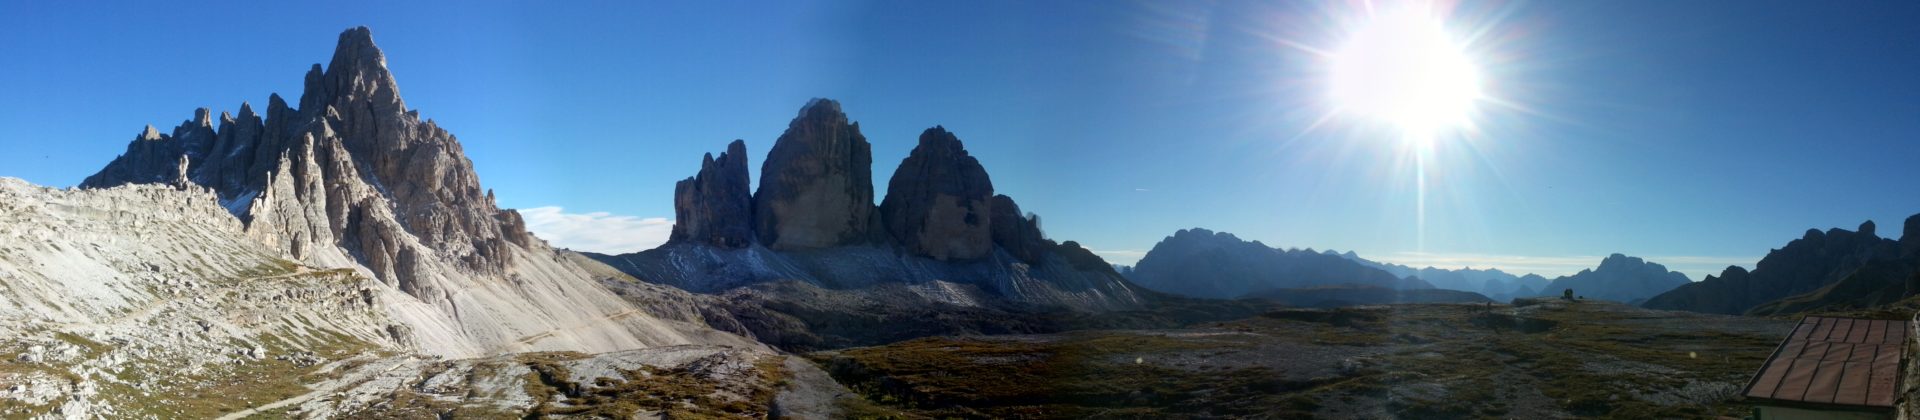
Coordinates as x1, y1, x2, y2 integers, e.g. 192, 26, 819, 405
1328, 3, 1483, 137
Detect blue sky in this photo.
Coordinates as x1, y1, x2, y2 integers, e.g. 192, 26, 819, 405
3, 1, 1918, 279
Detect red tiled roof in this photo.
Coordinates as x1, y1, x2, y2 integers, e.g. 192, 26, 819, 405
1743, 316, 1908, 408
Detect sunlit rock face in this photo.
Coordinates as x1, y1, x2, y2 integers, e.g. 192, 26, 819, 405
77, 26, 752, 358
881, 127, 996, 261
670, 139, 756, 248
752, 99, 880, 250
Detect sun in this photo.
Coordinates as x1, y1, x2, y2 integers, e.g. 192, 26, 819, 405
1328, 4, 1482, 137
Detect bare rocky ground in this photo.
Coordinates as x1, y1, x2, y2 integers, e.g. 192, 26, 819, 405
811, 298, 1795, 419
0, 179, 860, 419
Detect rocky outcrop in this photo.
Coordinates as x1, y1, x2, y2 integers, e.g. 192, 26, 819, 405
752, 99, 879, 250
77, 27, 752, 358
880, 127, 995, 261
1126, 228, 1432, 299
1535, 254, 1690, 303
670, 140, 755, 248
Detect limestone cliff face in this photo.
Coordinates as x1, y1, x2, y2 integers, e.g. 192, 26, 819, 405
79, 27, 750, 357
880, 127, 995, 261
670, 140, 755, 248
752, 99, 879, 250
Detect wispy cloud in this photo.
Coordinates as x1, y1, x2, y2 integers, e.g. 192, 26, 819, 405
1366, 251, 1756, 281
519, 206, 673, 254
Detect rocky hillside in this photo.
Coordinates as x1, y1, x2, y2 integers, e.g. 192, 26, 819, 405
0, 178, 859, 418
589, 101, 1145, 312
1536, 254, 1691, 304
1126, 228, 1431, 299
1644, 220, 1906, 315
77, 27, 754, 357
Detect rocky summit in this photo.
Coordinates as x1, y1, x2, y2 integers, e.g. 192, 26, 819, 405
752, 98, 879, 250
76, 27, 754, 358
670, 139, 756, 248
880, 126, 996, 261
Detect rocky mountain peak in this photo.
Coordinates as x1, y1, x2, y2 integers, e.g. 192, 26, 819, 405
880, 126, 996, 261
670, 139, 755, 248
139, 125, 163, 141
192, 108, 213, 128
1597, 253, 1646, 271
301, 26, 403, 113
752, 98, 877, 250
1859, 220, 1877, 237
78, 26, 739, 358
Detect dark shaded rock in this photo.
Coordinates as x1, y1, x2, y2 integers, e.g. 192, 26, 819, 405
879, 127, 995, 261
989, 194, 1047, 264
1903, 213, 1920, 257
670, 139, 755, 248
1644, 220, 1900, 315
752, 99, 878, 250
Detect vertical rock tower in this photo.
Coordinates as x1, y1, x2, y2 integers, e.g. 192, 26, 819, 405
752, 99, 880, 250
669, 139, 756, 248
880, 126, 996, 261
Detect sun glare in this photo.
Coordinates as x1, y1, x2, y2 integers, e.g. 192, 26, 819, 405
1328, 4, 1482, 137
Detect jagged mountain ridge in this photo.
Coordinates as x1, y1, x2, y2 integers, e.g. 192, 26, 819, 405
77, 27, 752, 357
1648, 217, 1920, 315
590, 101, 1145, 311
1125, 228, 1433, 299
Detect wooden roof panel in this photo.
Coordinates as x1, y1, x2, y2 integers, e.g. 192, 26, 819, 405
1743, 316, 1909, 409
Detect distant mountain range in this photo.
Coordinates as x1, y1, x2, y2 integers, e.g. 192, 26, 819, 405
1125, 228, 1431, 299
1242, 285, 1493, 308
1129, 228, 1693, 304
1645, 217, 1920, 315
1327, 250, 1547, 301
